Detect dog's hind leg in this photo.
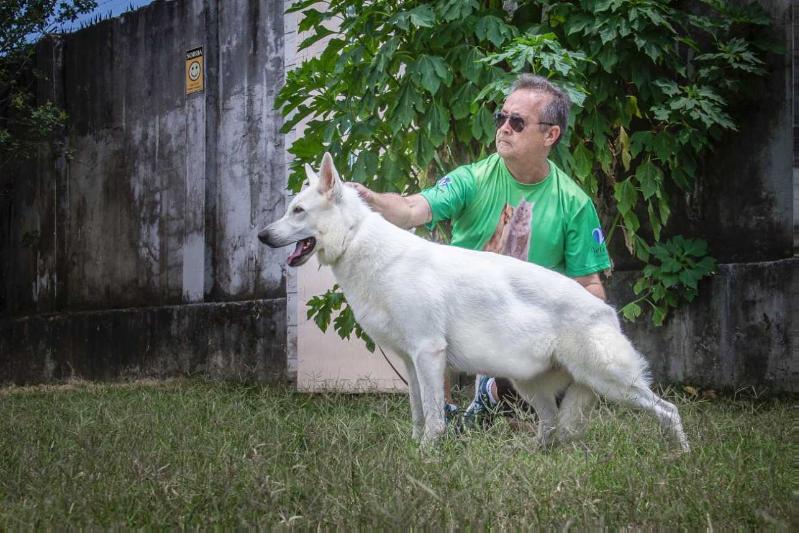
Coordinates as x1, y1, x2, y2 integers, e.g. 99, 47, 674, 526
512, 370, 570, 448
554, 383, 597, 444
410, 343, 448, 447
563, 331, 690, 452
620, 384, 690, 452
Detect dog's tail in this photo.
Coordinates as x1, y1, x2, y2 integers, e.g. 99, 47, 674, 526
556, 325, 653, 396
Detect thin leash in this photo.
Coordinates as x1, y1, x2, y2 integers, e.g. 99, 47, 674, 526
378, 344, 407, 386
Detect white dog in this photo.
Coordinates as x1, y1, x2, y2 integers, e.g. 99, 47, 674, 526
259, 153, 689, 452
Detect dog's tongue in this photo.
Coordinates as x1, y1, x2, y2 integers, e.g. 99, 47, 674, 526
287, 240, 305, 266
287, 237, 315, 266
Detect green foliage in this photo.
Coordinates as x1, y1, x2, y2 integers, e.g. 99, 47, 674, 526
278, 0, 773, 331
621, 236, 717, 326
0, 1, 97, 168
307, 284, 376, 352
277, 0, 520, 194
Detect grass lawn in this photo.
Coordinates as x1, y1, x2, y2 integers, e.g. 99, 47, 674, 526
0, 379, 794, 529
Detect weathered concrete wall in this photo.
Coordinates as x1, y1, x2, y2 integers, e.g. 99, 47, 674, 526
690, 0, 793, 264
608, 259, 796, 392
602, 0, 796, 392
0, 300, 286, 383
0, 0, 290, 384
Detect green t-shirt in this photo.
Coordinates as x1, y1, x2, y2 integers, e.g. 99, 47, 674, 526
420, 153, 611, 277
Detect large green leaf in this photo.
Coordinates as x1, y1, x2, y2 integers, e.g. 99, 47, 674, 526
460, 48, 485, 84
390, 4, 435, 30
438, 0, 479, 22
415, 131, 436, 167
614, 179, 638, 215
572, 142, 594, 181
412, 55, 452, 95
475, 15, 515, 48
389, 82, 420, 133
428, 102, 451, 145
636, 160, 661, 200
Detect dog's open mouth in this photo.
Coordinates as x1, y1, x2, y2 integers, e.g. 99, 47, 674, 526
287, 237, 316, 267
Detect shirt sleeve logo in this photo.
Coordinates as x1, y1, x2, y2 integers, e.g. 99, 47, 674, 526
436, 175, 453, 188
592, 227, 605, 245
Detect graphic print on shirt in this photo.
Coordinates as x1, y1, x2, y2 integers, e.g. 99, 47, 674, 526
483, 203, 513, 254
501, 199, 533, 259
482, 199, 534, 261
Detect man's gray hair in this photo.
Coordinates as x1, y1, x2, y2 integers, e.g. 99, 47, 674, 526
509, 74, 570, 146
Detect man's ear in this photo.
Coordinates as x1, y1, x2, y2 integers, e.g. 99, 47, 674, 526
544, 125, 561, 148
318, 152, 341, 198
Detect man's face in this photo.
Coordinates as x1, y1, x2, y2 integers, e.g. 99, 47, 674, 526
495, 89, 560, 164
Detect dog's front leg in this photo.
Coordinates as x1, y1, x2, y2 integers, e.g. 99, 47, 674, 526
411, 344, 447, 448
405, 363, 425, 442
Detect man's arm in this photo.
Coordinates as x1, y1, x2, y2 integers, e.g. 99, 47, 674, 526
573, 272, 606, 301
346, 183, 432, 229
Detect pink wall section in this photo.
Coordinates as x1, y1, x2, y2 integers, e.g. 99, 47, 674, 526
285, 2, 408, 392
296, 255, 409, 392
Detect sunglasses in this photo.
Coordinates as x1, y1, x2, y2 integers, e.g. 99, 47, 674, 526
493, 111, 556, 133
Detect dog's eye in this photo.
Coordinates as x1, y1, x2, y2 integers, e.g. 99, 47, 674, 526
292, 206, 304, 214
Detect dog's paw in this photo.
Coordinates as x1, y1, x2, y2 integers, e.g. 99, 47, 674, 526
665, 443, 691, 460
507, 418, 537, 434
419, 429, 445, 450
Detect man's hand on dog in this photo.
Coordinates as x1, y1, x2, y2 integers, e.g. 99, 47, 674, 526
345, 182, 373, 204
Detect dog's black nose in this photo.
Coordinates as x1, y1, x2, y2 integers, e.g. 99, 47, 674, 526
257, 228, 271, 245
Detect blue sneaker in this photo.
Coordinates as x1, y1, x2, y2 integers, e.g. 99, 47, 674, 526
444, 403, 459, 423
463, 376, 497, 429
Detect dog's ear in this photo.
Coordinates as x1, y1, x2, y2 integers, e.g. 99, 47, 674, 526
304, 163, 319, 188
318, 152, 341, 199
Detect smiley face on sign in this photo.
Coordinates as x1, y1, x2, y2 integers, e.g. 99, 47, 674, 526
185, 47, 204, 95
188, 61, 201, 81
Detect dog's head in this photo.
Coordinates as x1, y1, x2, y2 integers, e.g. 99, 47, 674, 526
258, 152, 362, 267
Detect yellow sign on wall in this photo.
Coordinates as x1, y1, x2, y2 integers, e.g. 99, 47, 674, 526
185, 47, 204, 95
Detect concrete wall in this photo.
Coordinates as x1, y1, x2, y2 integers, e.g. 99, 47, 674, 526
604, 0, 797, 392
607, 260, 795, 392
0, 0, 290, 384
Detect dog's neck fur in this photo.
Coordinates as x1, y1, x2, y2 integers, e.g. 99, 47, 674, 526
319, 191, 413, 292
316, 189, 375, 266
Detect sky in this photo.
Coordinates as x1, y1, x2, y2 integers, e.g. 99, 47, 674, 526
56, 0, 156, 33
